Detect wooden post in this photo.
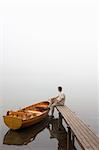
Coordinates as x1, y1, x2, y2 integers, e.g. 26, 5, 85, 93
72, 133, 75, 147
58, 112, 62, 130
67, 126, 71, 150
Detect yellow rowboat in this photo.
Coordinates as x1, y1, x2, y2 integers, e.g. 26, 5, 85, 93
3, 101, 50, 130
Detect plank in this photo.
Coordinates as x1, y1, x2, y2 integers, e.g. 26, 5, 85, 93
56, 106, 99, 150
61, 107, 98, 150
65, 107, 99, 146
60, 106, 98, 148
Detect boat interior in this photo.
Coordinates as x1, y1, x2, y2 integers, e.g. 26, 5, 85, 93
6, 101, 49, 121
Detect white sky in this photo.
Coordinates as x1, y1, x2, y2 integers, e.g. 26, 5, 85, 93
0, 0, 98, 98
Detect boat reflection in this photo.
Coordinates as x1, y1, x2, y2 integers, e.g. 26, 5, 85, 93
3, 116, 76, 149
3, 117, 49, 145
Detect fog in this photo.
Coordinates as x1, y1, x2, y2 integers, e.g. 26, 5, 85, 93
0, 0, 98, 134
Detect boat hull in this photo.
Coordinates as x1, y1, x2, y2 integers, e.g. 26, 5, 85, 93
3, 101, 49, 130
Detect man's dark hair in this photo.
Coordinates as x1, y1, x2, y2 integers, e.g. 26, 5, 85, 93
58, 86, 62, 92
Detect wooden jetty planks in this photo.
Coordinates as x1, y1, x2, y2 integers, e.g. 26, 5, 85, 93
56, 105, 99, 150
66, 106, 98, 143
61, 106, 99, 149
62, 107, 98, 150
64, 107, 98, 147
60, 108, 94, 149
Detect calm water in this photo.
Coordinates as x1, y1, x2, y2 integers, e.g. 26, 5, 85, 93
0, 98, 98, 150
0, 80, 98, 150
0, 108, 76, 150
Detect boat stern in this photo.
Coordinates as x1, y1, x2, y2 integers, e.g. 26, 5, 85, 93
3, 116, 22, 130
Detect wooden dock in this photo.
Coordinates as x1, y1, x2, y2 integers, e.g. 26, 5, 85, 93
56, 105, 99, 150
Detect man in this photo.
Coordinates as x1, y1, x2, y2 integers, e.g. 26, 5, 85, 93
49, 86, 65, 117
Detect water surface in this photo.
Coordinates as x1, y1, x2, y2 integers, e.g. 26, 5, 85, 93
0, 110, 76, 150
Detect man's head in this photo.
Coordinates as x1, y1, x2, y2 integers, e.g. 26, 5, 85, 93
58, 86, 62, 92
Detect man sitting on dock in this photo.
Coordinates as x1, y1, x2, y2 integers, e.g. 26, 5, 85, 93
48, 86, 65, 117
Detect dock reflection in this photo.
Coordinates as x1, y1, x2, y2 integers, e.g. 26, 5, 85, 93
48, 118, 76, 150
3, 116, 76, 149
48, 118, 67, 150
